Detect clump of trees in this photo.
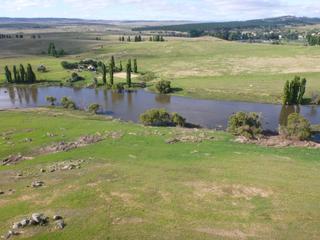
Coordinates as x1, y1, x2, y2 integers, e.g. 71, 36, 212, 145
48, 43, 65, 57
4, 64, 36, 84
283, 76, 307, 105
306, 33, 320, 46
149, 35, 165, 42
227, 112, 262, 139
88, 103, 101, 114
61, 97, 77, 110
61, 61, 79, 70
155, 80, 171, 94
280, 113, 311, 140
140, 109, 186, 127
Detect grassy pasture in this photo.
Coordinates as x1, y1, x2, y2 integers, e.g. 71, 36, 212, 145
0, 108, 319, 239
1, 34, 320, 102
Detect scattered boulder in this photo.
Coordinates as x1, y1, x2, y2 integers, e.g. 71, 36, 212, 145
55, 219, 65, 229
53, 215, 63, 220
20, 219, 29, 227
39, 135, 104, 154
0, 190, 4, 195
31, 181, 44, 188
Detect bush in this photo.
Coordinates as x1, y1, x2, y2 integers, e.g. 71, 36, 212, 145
138, 71, 156, 82
61, 61, 79, 70
227, 112, 262, 139
112, 83, 125, 92
69, 72, 82, 82
281, 113, 311, 140
140, 109, 186, 127
155, 80, 171, 94
88, 103, 101, 114
171, 112, 186, 127
60, 97, 77, 110
45, 96, 56, 106
37, 65, 47, 72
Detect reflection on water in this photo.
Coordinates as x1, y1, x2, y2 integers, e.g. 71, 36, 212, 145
279, 105, 300, 126
0, 86, 319, 130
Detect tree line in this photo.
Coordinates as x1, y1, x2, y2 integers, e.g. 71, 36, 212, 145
4, 64, 37, 84
118, 35, 165, 42
119, 35, 143, 42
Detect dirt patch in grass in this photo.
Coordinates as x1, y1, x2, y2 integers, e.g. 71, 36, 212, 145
235, 135, 320, 148
112, 217, 144, 225
114, 72, 139, 79
186, 181, 272, 200
195, 227, 254, 239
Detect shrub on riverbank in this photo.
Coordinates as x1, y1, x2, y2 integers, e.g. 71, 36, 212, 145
280, 113, 311, 140
88, 103, 101, 114
61, 97, 77, 110
155, 80, 171, 94
140, 109, 186, 127
227, 112, 262, 139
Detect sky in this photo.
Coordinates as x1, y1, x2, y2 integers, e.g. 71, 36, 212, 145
1, 0, 320, 21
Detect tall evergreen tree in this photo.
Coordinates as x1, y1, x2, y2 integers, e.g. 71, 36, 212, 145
26, 64, 36, 83
109, 62, 114, 85
19, 64, 26, 82
102, 63, 107, 85
119, 61, 123, 72
4, 66, 12, 83
283, 80, 290, 105
126, 60, 132, 87
111, 56, 115, 69
13, 65, 18, 83
133, 59, 138, 73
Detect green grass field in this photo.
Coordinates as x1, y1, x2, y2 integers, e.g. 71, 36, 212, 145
0, 108, 319, 239
1, 35, 320, 103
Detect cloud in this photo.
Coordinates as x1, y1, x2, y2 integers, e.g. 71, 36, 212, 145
1, 0, 320, 21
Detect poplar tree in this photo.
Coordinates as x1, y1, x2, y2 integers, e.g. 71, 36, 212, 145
4, 66, 12, 83
126, 60, 132, 87
119, 61, 123, 72
102, 63, 107, 85
13, 65, 18, 82
19, 64, 26, 82
26, 64, 36, 83
133, 59, 138, 73
111, 56, 115, 69
109, 62, 114, 85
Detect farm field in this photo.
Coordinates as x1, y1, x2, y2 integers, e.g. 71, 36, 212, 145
0, 108, 320, 239
1, 34, 320, 103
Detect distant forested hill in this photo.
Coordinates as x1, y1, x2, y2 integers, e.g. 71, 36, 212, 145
133, 16, 320, 32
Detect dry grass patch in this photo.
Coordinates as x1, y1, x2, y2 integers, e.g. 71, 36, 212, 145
185, 181, 273, 200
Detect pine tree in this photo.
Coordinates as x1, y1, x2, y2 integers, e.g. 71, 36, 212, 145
26, 64, 36, 83
126, 60, 132, 87
298, 78, 307, 104
119, 61, 123, 72
19, 64, 26, 82
111, 56, 115, 69
102, 63, 107, 85
133, 59, 138, 73
4, 66, 12, 83
13, 65, 18, 83
282, 80, 290, 105
128, 59, 132, 73
109, 62, 114, 85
